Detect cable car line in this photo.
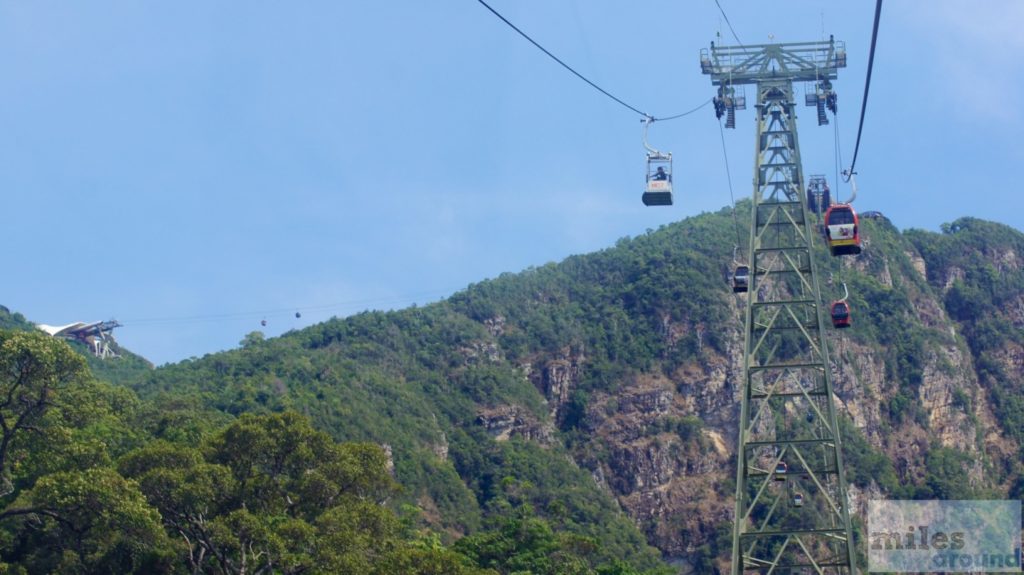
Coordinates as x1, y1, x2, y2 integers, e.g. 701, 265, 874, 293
120, 288, 460, 326
719, 118, 752, 295
475, 0, 706, 122
655, 98, 714, 122
474, 0, 644, 116
833, 112, 844, 199
843, 0, 883, 182
718, 120, 745, 259
712, 0, 745, 47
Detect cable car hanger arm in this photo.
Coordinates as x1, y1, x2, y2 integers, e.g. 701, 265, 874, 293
641, 116, 664, 158
843, 171, 858, 204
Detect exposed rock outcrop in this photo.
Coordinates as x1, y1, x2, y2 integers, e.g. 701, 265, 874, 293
536, 347, 585, 421
476, 405, 554, 444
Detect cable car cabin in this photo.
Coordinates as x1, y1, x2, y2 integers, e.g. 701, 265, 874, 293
807, 183, 831, 214
794, 493, 804, 507
831, 301, 851, 329
732, 265, 749, 293
774, 462, 788, 481
823, 204, 862, 256
642, 154, 673, 206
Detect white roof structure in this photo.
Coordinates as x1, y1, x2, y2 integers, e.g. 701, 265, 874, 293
35, 321, 122, 359
36, 322, 94, 337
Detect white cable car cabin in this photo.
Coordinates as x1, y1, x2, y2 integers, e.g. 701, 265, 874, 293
643, 153, 673, 206
774, 461, 788, 481
641, 118, 673, 206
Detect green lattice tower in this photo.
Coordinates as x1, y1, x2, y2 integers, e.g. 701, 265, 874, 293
702, 40, 856, 575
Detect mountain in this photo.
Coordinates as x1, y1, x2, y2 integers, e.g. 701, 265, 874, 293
0, 306, 36, 332
5, 207, 1021, 572
116, 206, 1024, 569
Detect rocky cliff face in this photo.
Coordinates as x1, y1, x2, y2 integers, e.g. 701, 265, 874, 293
579, 368, 736, 556
907, 218, 1024, 492
461, 215, 1024, 565
125, 209, 1024, 572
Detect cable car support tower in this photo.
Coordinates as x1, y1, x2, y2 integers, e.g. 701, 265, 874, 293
702, 39, 856, 575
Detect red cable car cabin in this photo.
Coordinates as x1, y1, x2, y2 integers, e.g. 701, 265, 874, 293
823, 204, 862, 256
831, 300, 851, 328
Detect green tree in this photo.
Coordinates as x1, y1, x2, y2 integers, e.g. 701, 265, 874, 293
240, 331, 265, 348
453, 506, 667, 575
0, 330, 92, 486
122, 411, 404, 574
0, 331, 173, 573
205, 412, 397, 518
1, 467, 170, 574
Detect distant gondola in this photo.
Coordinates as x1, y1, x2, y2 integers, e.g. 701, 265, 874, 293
732, 265, 749, 293
831, 301, 851, 329
774, 462, 788, 481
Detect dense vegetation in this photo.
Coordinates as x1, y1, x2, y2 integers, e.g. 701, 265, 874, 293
0, 330, 668, 574
0, 307, 33, 331
4, 208, 1022, 572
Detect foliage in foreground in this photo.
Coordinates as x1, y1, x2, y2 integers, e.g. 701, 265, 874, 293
0, 329, 668, 574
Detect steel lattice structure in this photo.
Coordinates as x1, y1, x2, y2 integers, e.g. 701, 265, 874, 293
703, 39, 857, 575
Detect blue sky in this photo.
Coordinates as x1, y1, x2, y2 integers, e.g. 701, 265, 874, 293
3, 1, 1022, 365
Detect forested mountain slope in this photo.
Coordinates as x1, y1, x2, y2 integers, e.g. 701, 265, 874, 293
0, 327, 661, 574
5, 207, 1020, 573
124, 207, 1024, 568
